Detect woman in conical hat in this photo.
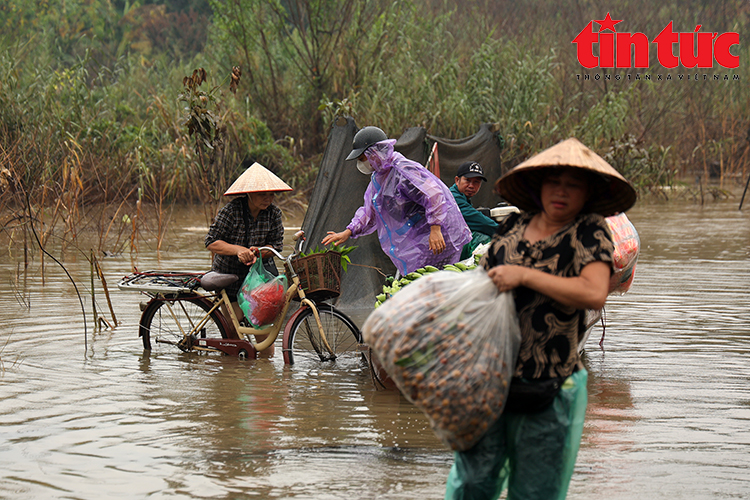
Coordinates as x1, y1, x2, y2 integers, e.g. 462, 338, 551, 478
444, 138, 636, 499
205, 162, 292, 356
495, 137, 637, 217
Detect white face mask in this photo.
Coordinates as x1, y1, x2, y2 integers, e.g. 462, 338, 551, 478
357, 159, 375, 175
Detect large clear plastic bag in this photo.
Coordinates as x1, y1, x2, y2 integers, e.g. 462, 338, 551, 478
237, 258, 287, 329
363, 269, 521, 451
605, 213, 640, 295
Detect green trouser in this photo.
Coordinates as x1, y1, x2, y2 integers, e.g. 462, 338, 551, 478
460, 231, 492, 260
444, 369, 588, 500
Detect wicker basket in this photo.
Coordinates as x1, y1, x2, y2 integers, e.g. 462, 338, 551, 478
290, 250, 342, 301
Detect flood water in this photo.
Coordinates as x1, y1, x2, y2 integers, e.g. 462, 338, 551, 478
1, 197, 749, 499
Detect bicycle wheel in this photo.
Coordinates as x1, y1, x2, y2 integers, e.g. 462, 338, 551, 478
139, 295, 230, 351
283, 304, 362, 365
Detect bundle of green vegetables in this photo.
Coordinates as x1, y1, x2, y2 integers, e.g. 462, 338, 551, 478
374, 253, 483, 308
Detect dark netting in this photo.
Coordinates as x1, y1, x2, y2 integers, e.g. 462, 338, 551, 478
394, 124, 506, 208
300, 117, 508, 312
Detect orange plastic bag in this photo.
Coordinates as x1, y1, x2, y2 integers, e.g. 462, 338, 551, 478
605, 213, 640, 295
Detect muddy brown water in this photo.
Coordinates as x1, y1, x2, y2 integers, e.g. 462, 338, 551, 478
1, 198, 748, 499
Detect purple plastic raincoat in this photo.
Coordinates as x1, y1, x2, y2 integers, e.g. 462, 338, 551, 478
346, 139, 471, 275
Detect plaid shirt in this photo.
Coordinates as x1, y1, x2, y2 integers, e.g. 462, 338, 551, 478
205, 196, 284, 295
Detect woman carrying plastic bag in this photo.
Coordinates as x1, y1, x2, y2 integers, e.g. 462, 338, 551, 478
444, 138, 638, 500
205, 161, 293, 357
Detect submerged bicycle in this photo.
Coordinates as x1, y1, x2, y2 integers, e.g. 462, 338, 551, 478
118, 231, 364, 364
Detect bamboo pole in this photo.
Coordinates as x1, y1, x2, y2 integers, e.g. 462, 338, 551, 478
91, 250, 98, 332
94, 254, 118, 328
739, 175, 750, 210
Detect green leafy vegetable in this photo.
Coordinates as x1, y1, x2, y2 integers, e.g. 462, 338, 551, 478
299, 243, 357, 272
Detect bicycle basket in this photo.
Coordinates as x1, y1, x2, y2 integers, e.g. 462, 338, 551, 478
290, 251, 342, 302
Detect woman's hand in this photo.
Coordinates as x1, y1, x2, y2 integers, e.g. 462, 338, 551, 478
488, 265, 526, 293
237, 246, 259, 265
488, 261, 610, 310
207, 240, 258, 265
429, 225, 446, 255
322, 229, 352, 246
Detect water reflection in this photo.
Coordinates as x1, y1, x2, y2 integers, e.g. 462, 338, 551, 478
0, 199, 749, 499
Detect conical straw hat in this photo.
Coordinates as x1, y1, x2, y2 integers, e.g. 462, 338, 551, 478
223, 162, 293, 195
495, 138, 637, 216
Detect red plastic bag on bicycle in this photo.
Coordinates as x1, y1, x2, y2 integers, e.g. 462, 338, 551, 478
362, 269, 521, 451
237, 258, 288, 329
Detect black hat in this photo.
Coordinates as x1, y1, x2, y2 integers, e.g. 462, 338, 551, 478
456, 162, 487, 182
346, 126, 388, 161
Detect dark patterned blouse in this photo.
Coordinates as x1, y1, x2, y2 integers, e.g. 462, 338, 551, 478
205, 196, 284, 298
481, 212, 614, 380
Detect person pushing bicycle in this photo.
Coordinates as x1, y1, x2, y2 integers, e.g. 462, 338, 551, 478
205, 160, 293, 357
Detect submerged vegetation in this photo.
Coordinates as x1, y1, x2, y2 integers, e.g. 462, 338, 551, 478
0, 0, 748, 264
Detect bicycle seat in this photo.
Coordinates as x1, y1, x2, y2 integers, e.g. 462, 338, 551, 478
200, 271, 239, 291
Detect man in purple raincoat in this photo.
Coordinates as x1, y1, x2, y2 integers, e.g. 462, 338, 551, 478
322, 126, 471, 275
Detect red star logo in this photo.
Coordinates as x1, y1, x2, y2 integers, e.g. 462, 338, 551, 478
594, 12, 622, 32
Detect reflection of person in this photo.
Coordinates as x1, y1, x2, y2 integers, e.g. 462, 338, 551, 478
444, 138, 637, 500
322, 126, 470, 275
205, 162, 292, 356
450, 161, 499, 259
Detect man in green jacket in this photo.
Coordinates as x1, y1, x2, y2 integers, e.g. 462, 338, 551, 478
450, 161, 498, 259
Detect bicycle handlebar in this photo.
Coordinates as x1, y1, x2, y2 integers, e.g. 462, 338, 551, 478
253, 230, 306, 263
255, 246, 285, 260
